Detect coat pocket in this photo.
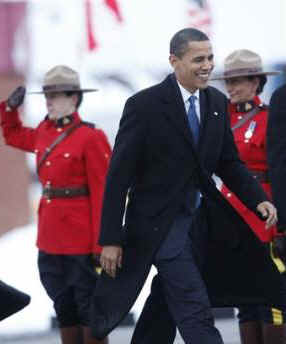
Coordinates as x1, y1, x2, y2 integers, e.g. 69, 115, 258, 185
59, 204, 92, 247
39, 201, 92, 251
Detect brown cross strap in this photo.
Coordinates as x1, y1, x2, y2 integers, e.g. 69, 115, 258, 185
231, 106, 261, 132
37, 122, 82, 173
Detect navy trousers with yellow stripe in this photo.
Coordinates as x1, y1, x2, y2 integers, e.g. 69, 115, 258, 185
238, 243, 286, 325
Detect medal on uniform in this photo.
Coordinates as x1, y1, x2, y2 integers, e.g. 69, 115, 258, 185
244, 120, 257, 139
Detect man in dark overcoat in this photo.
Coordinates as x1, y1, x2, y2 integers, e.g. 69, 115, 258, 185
92, 28, 284, 343
267, 85, 286, 261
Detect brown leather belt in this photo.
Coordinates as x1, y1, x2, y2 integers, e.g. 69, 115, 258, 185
42, 186, 89, 199
250, 170, 270, 183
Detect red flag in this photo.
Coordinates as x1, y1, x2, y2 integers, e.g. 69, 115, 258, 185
85, 0, 98, 51
104, 0, 123, 22
85, 0, 123, 52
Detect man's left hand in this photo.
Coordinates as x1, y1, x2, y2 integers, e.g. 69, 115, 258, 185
256, 201, 277, 229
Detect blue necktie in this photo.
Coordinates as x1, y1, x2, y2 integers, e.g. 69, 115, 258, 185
187, 95, 200, 146
186, 95, 201, 211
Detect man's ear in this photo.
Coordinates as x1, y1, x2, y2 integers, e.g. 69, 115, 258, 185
169, 54, 178, 68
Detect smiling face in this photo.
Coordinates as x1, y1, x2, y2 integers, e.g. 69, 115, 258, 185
225, 76, 259, 104
169, 40, 214, 93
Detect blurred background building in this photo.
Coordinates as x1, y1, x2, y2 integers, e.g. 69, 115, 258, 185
0, 2, 30, 236
0, 0, 286, 342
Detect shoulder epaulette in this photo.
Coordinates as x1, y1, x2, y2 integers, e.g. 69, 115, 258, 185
81, 121, 96, 129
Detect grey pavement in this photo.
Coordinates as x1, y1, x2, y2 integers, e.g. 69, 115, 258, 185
0, 319, 240, 343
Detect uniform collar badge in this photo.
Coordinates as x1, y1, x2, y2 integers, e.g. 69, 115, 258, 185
236, 101, 255, 113
56, 114, 74, 128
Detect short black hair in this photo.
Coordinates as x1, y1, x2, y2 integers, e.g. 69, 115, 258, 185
170, 28, 209, 58
65, 91, 83, 109
247, 75, 267, 95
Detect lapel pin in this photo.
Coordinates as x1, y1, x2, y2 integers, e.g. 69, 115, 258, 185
214, 112, 218, 116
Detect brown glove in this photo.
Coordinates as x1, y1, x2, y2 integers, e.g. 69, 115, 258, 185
272, 235, 286, 264
7, 86, 26, 110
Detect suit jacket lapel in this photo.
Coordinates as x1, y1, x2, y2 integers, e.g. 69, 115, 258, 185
198, 89, 207, 149
160, 74, 195, 147
199, 88, 220, 161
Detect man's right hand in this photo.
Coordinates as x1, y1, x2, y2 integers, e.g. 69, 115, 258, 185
100, 245, 123, 278
7, 86, 26, 110
256, 201, 277, 229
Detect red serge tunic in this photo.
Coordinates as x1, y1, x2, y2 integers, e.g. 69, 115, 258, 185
0, 102, 111, 254
221, 96, 276, 242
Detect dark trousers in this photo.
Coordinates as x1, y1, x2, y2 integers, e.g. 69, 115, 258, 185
132, 210, 223, 344
38, 252, 97, 327
238, 243, 286, 325
130, 275, 176, 344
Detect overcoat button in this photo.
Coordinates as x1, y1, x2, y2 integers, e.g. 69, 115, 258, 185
34, 149, 39, 153
64, 153, 70, 158
57, 128, 63, 132
154, 227, 159, 231
46, 161, 51, 166
46, 199, 51, 204
227, 193, 231, 198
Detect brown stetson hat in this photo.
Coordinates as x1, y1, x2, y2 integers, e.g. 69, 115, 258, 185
211, 49, 280, 80
29, 65, 98, 94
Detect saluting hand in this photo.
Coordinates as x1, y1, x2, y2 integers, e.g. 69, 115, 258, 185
7, 86, 26, 110
100, 245, 123, 278
256, 201, 278, 229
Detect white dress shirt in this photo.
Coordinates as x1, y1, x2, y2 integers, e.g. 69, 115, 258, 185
177, 81, 201, 123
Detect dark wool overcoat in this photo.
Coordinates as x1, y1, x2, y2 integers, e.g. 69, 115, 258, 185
267, 84, 286, 231
91, 74, 286, 339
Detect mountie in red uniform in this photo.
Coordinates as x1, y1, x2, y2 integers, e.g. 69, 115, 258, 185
221, 96, 277, 243
0, 103, 111, 254
1, 65, 113, 342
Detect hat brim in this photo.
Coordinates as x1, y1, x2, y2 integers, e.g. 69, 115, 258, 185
28, 88, 98, 94
210, 70, 281, 81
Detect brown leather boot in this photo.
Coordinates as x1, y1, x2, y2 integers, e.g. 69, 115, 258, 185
60, 326, 83, 344
262, 323, 286, 344
82, 326, 109, 344
239, 321, 263, 344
